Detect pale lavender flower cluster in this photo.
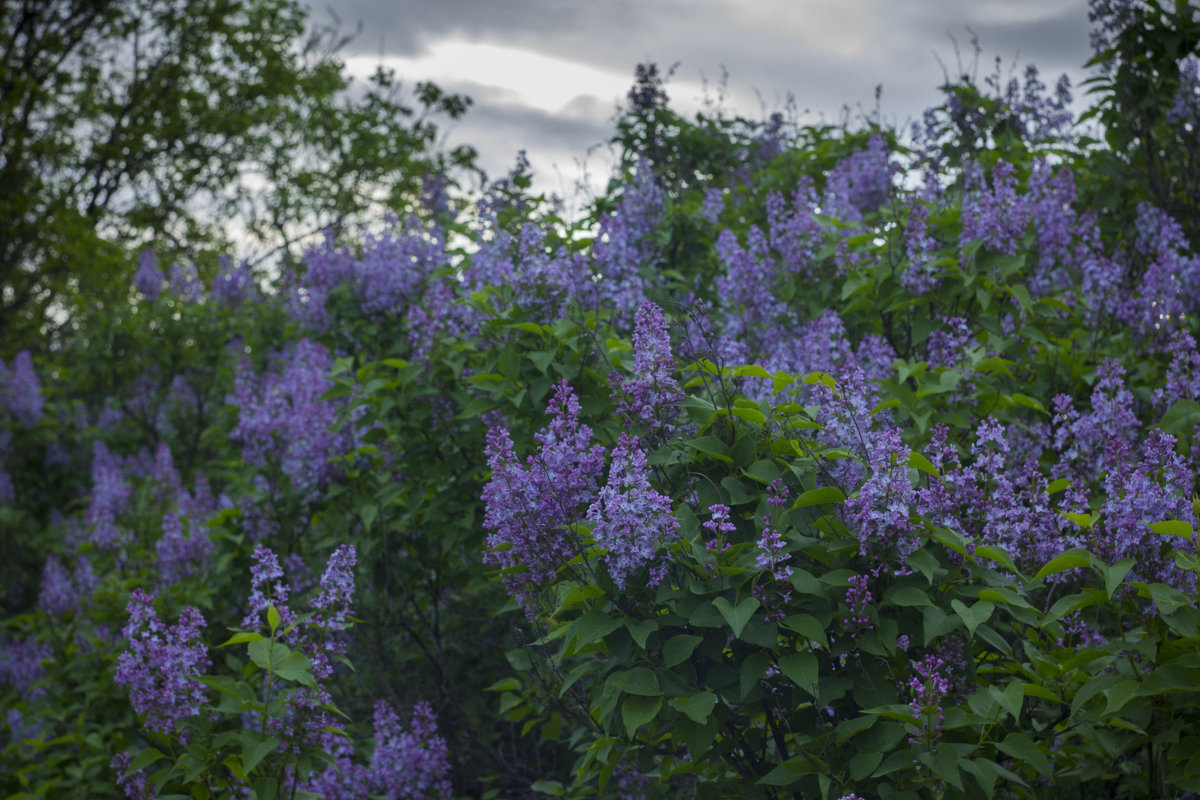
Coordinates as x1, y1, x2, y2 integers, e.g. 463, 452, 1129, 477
766, 180, 823, 280
1098, 430, 1198, 589
586, 433, 678, 589
114, 588, 210, 742
481, 381, 606, 611
1169, 54, 1200, 127
902, 202, 939, 295
289, 217, 447, 330
132, 249, 164, 301
843, 428, 917, 561
37, 555, 96, 618
612, 302, 684, 438
1123, 203, 1200, 338
168, 262, 204, 303
87, 441, 132, 550
211, 256, 255, 306
592, 160, 666, 321
960, 160, 1030, 257
155, 511, 215, 585
699, 187, 725, 224
907, 654, 950, 752
0, 350, 44, 428
231, 339, 347, 503
304, 700, 451, 799
0, 635, 50, 700
822, 134, 893, 221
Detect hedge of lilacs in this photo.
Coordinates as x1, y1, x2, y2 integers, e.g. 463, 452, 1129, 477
3, 2, 1200, 798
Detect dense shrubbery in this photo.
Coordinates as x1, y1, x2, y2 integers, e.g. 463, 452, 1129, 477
4, 1, 1200, 798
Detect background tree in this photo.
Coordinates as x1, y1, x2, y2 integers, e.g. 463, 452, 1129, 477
0, 0, 475, 354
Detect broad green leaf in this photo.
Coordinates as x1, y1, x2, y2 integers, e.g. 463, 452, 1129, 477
661, 634, 702, 668
267, 604, 280, 634
1032, 550, 1094, 582
241, 732, 279, 775
621, 695, 662, 738
124, 748, 165, 778
795, 486, 845, 507
887, 585, 933, 607
572, 611, 621, 647
1148, 519, 1193, 540
669, 691, 717, 724
908, 450, 938, 476
778, 652, 819, 696
996, 732, 1049, 776
606, 668, 661, 696
712, 596, 760, 638
625, 618, 656, 649
272, 651, 317, 690
1058, 511, 1095, 530
950, 599, 994, 639
219, 631, 264, 647
1103, 559, 1134, 598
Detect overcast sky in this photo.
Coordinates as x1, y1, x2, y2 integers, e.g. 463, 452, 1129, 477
305, 0, 1095, 206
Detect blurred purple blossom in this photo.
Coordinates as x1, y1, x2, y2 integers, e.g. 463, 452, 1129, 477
132, 249, 164, 301
822, 134, 893, 221
960, 160, 1029, 257
1, 350, 44, 428
168, 262, 204, 302
211, 256, 255, 306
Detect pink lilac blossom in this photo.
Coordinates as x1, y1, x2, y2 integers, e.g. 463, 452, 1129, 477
114, 589, 210, 743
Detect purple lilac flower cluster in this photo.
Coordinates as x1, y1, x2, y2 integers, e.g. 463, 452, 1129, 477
231, 339, 348, 503
0, 635, 51, 700
822, 134, 893, 222
842, 574, 874, 639
481, 381, 606, 612
304, 700, 451, 799
87, 441, 132, 550
902, 201, 939, 295
211, 256, 256, 306
907, 654, 950, 752
168, 262, 204, 303
114, 588, 210, 743
843, 428, 917, 562
0, 350, 44, 429
592, 158, 665, 321
37, 555, 96, 618
110, 752, 150, 800
959, 160, 1030, 257
703, 503, 736, 559
586, 433, 678, 589
612, 302, 684, 439
132, 249, 164, 301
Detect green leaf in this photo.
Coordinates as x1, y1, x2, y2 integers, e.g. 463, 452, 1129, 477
887, 585, 933, 607
712, 596, 760, 638
272, 651, 317, 690
267, 604, 280, 634
219, 631, 264, 647
950, 599, 994, 639
794, 486, 845, 507
974, 545, 1021, 575
780, 613, 829, 649
662, 634, 702, 668
996, 732, 1050, 776
625, 618, 657, 649
253, 776, 278, 800
124, 748, 165, 777
1103, 558, 1135, 598
1104, 679, 1141, 716
621, 695, 662, 738
1032, 550, 1094, 582
908, 450, 938, 477
572, 611, 621, 647
1148, 519, 1193, 540
778, 652, 819, 697
241, 732, 279, 775
669, 691, 717, 724
688, 435, 732, 463
606, 668, 661, 696
1058, 511, 1096, 530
